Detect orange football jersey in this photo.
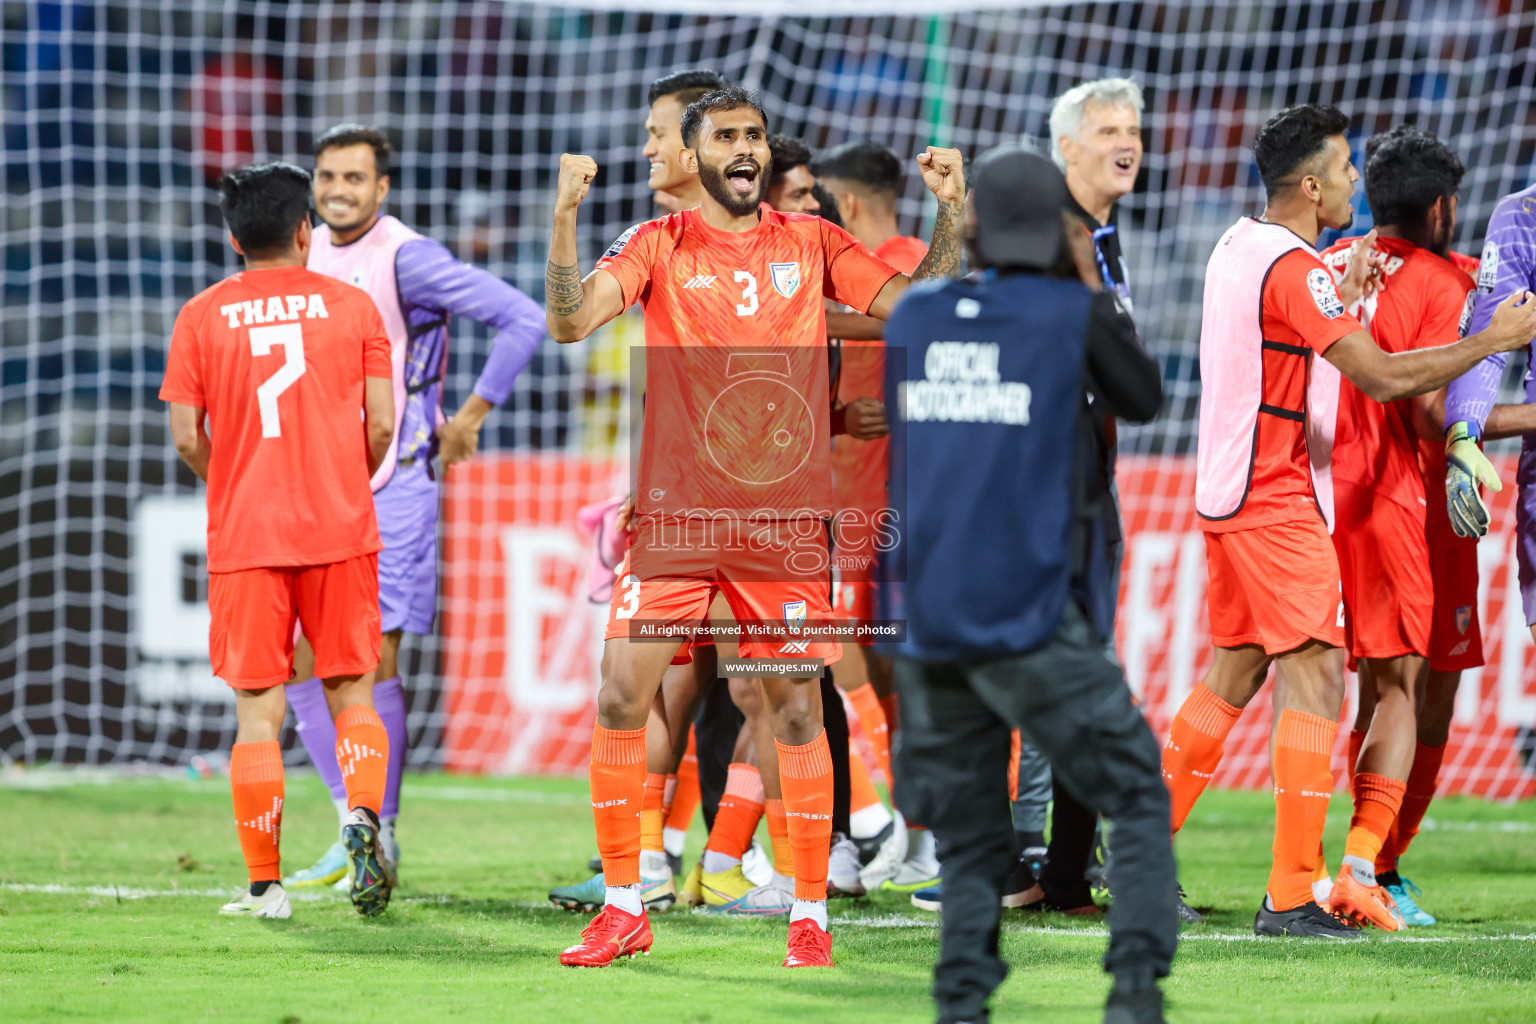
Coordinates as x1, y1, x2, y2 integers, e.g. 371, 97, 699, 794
160, 265, 393, 572
597, 205, 897, 518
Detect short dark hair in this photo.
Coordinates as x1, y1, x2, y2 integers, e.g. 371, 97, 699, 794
1364, 125, 1465, 228
767, 134, 813, 188
680, 86, 769, 149
813, 140, 902, 206
648, 69, 728, 110
811, 181, 844, 227
217, 162, 312, 260
1253, 104, 1350, 197
314, 123, 392, 178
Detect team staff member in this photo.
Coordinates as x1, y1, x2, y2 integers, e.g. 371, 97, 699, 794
883, 146, 1173, 1024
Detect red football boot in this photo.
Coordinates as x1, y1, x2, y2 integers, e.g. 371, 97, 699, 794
559, 905, 654, 967
782, 917, 834, 968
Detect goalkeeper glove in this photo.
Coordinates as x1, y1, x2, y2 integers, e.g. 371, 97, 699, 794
1445, 421, 1502, 539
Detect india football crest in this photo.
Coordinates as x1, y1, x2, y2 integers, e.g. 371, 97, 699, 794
1455, 605, 1472, 635
783, 598, 808, 633
770, 262, 802, 299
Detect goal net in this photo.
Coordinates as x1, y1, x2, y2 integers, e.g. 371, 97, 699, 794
3, 1, 1533, 796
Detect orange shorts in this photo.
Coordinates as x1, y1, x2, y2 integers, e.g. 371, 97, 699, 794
606, 517, 840, 665
832, 581, 877, 644
208, 553, 381, 689
1204, 519, 1344, 654
1332, 485, 1432, 661
1427, 527, 1483, 672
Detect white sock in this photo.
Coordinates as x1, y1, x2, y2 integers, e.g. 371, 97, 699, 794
605, 884, 643, 916
790, 898, 828, 929
771, 871, 794, 893
640, 850, 670, 878
1342, 854, 1377, 888
662, 826, 687, 858
1312, 876, 1335, 906
849, 802, 893, 839
333, 797, 349, 829
701, 850, 741, 874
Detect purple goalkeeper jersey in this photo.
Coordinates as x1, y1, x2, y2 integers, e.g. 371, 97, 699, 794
393, 236, 544, 464
1445, 183, 1536, 445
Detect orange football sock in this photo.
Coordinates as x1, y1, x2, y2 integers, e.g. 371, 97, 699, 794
846, 682, 891, 781
590, 724, 647, 887
661, 773, 677, 819
1163, 683, 1243, 833
1312, 841, 1331, 885
230, 741, 284, 883
1268, 710, 1337, 912
765, 798, 794, 876
1344, 772, 1406, 868
1346, 728, 1365, 781
664, 729, 701, 833
1008, 729, 1022, 802
335, 704, 389, 815
777, 731, 835, 901
641, 772, 667, 856
1386, 741, 1446, 866
848, 742, 883, 814
705, 763, 765, 860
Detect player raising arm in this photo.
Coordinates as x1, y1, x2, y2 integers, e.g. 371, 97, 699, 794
541, 85, 961, 970
1160, 105, 1536, 940
161, 163, 397, 921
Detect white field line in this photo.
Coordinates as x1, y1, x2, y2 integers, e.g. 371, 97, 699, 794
4, 884, 1534, 944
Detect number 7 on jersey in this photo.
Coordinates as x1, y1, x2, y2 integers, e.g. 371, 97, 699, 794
249, 322, 307, 438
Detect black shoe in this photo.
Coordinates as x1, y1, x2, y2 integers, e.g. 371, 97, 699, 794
1002, 850, 1044, 908
342, 809, 392, 918
853, 820, 895, 867
1175, 882, 1203, 924
1103, 987, 1164, 1024
1253, 898, 1363, 938
1087, 824, 1111, 897
936, 1011, 988, 1024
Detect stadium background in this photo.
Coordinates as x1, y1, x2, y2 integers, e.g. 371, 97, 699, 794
2, 0, 1533, 799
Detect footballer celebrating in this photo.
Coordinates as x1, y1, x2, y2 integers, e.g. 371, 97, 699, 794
1162, 105, 1536, 937
160, 163, 397, 920
545, 86, 964, 968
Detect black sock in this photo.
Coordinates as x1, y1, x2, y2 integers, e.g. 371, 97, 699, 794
249, 880, 275, 897
1376, 869, 1401, 888
1017, 830, 1046, 854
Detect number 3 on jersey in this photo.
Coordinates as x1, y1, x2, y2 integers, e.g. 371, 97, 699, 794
249, 322, 307, 438
735, 271, 758, 317
615, 574, 641, 619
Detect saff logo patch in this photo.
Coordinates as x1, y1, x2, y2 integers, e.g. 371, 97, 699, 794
1459, 292, 1475, 337
1307, 268, 1345, 318
782, 599, 807, 633
770, 262, 801, 299
1478, 241, 1499, 293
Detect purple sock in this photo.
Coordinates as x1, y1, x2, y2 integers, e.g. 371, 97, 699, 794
287, 676, 346, 803
373, 675, 408, 820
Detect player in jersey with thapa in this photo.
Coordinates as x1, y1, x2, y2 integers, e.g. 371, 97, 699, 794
1160, 105, 1536, 937
279, 125, 545, 893
1314, 126, 1527, 926
159, 163, 397, 920
544, 85, 965, 967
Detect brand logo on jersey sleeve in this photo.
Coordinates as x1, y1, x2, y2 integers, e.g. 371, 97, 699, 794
1306, 267, 1345, 318
1478, 241, 1500, 293
603, 224, 641, 260
1459, 292, 1475, 337
770, 262, 802, 298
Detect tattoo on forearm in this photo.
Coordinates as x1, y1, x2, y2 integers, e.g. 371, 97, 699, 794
546, 260, 584, 318
913, 201, 964, 280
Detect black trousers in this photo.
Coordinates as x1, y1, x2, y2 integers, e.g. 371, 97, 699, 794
695, 671, 850, 836
893, 605, 1176, 1022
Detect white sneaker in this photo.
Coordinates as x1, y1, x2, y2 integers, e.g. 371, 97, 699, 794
827, 834, 866, 897
703, 881, 795, 916
742, 838, 773, 888
219, 883, 292, 919
884, 827, 941, 891
858, 812, 909, 890
770, 871, 795, 895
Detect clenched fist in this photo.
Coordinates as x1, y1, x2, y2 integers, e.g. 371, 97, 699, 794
556, 154, 598, 214
916, 146, 965, 205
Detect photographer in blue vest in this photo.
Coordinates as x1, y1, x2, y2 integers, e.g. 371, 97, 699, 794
881, 146, 1175, 1024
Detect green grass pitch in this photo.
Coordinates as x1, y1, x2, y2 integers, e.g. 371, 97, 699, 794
2, 772, 1534, 1024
